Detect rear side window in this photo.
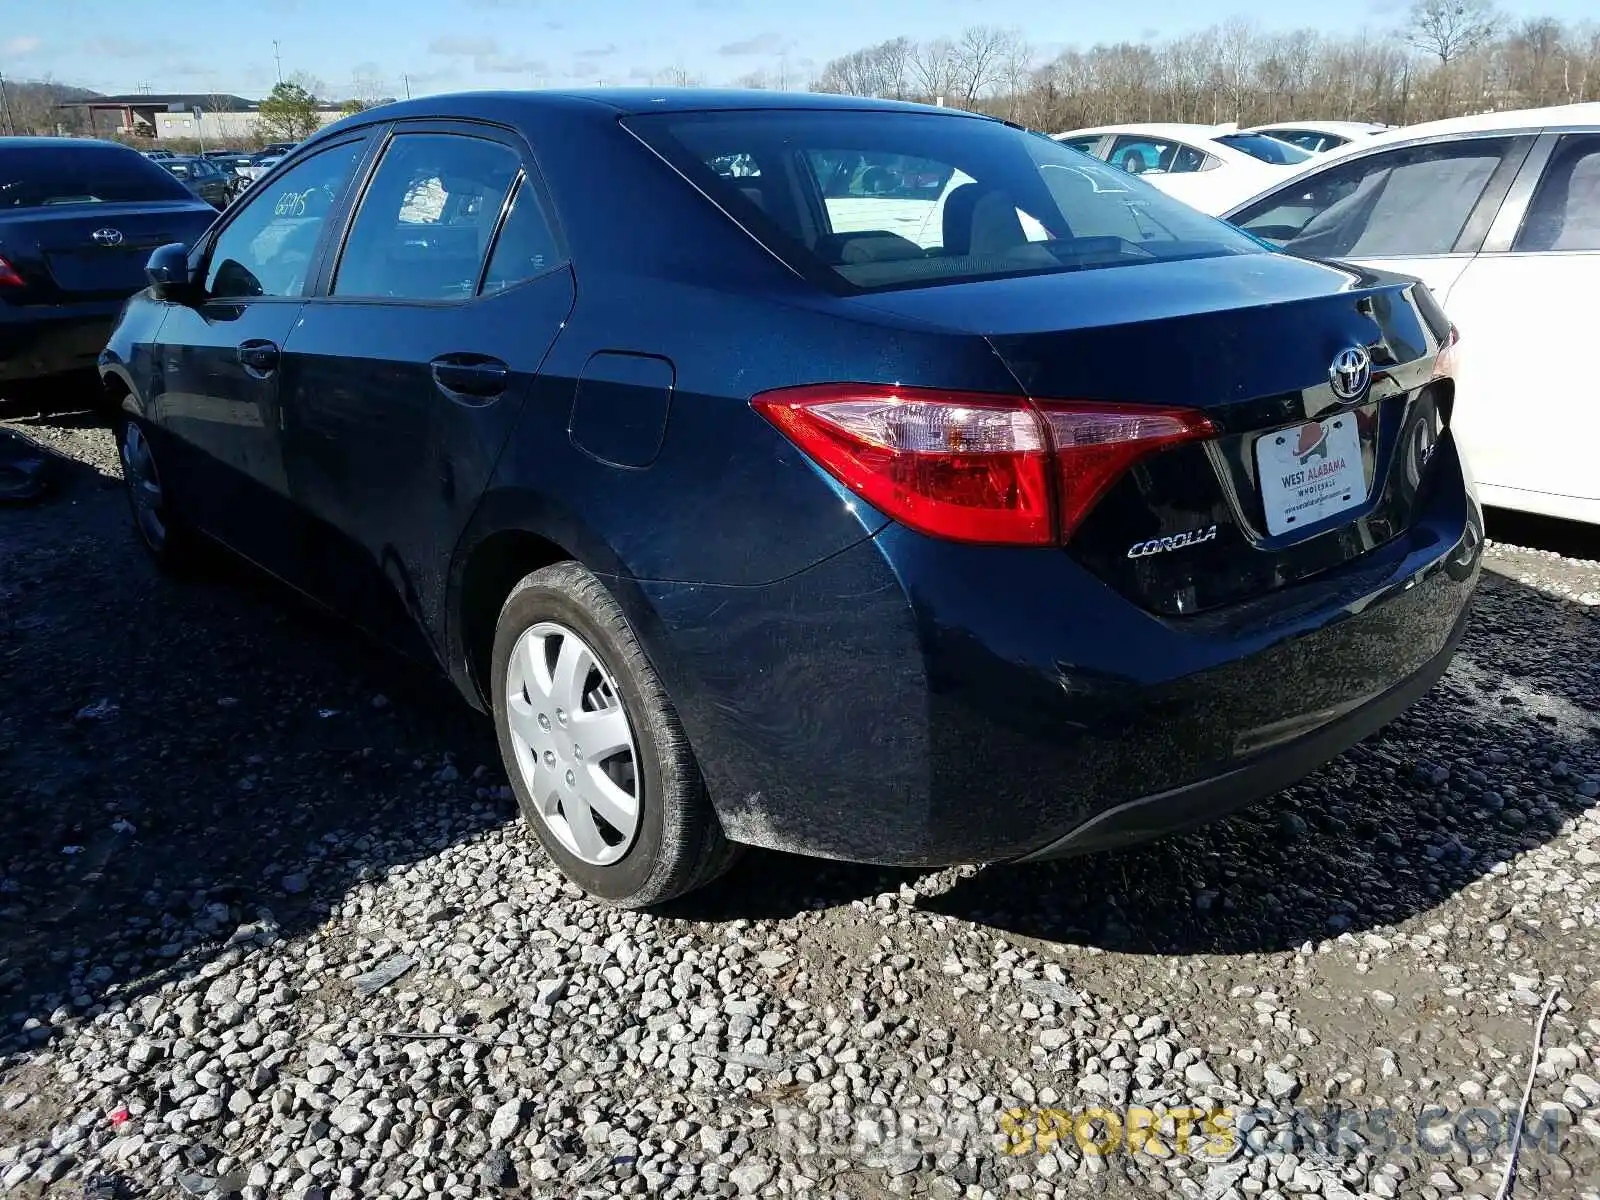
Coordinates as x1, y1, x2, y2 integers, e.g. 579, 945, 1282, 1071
1215, 134, 1312, 165
1514, 134, 1600, 252
1056, 136, 1103, 156
1232, 138, 1512, 258
481, 178, 560, 294
0, 145, 194, 208
335, 133, 521, 301
629, 111, 1260, 292
205, 140, 365, 299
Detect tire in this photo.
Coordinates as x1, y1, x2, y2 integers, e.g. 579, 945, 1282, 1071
117, 416, 201, 575
490, 561, 737, 907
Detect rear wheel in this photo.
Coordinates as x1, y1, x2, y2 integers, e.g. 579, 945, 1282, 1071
490, 561, 736, 907
118, 417, 199, 574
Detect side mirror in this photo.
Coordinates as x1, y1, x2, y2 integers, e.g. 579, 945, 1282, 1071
146, 243, 196, 301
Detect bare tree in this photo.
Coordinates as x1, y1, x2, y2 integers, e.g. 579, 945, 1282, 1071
909, 37, 958, 105
1407, 0, 1500, 64
950, 26, 1024, 107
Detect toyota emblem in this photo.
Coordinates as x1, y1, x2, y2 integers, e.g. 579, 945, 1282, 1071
1329, 345, 1371, 401
91, 228, 125, 247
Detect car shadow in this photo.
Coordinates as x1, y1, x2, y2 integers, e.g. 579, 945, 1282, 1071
0, 457, 514, 1052
2, 439, 1595, 1052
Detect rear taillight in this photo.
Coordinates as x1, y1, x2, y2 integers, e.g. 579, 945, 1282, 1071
1035, 402, 1217, 536
752, 384, 1213, 545
0, 256, 24, 288
1433, 323, 1459, 381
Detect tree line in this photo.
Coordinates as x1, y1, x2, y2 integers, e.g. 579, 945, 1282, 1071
809, 1, 1600, 132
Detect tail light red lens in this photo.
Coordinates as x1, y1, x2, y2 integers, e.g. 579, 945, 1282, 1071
0, 256, 24, 288
752, 384, 1055, 545
752, 384, 1214, 546
1036, 402, 1217, 536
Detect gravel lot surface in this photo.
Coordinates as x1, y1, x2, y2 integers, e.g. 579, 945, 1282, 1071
3, 406, 1599, 1200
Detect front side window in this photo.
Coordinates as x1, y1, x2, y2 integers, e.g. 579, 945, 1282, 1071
334, 133, 521, 301
1514, 134, 1600, 252
1231, 138, 1512, 259
204, 140, 365, 299
1108, 136, 1209, 176
629, 111, 1262, 291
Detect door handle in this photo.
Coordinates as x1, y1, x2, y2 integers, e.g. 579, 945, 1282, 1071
430, 355, 509, 401
237, 339, 280, 377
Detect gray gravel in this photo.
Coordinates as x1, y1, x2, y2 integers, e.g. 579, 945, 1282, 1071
3, 412, 1599, 1199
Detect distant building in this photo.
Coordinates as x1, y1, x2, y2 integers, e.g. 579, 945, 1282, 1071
60, 92, 345, 143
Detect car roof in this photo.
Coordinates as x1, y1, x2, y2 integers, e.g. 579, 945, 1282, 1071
1244, 120, 1388, 136
1056, 122, 1236, 141
0, 136, 135, 151
1367, 101, 1600, 142
309, 88, 982, 144
1222, 101, 1600, 216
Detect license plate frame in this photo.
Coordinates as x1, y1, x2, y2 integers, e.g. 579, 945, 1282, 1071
1254, 414, 1367, 536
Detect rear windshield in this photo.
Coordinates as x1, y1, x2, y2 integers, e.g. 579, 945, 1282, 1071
1215, 134, 1313, 165
629, 110, 1263, 291
0, 145, 194, 208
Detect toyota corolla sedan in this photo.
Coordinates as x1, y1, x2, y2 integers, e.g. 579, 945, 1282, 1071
1, 138, 216, 385
99, 91, 1480, 907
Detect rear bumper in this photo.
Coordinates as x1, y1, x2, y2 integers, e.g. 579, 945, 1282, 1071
618, 433, 1482, 866
0, 300, 124, 383
1016, 599, 1468, 860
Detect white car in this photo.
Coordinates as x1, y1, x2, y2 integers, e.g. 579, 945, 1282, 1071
1052, 122, 1312, 214
1226, 103, 1600, 524
1243, 121, 1389, 155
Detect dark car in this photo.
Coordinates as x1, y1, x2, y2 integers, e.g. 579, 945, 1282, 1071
157, 154, 235, 208
99, 92, 1481, 907
0, 138, 217, 386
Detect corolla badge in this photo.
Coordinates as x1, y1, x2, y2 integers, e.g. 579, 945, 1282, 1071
1329, 345, 1371, 401
90, 228, 125, 247
1127, 525, 1218, 558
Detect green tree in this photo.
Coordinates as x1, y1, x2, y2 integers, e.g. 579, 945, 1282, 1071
257, 81, 321, 141
339, 98, 369, 116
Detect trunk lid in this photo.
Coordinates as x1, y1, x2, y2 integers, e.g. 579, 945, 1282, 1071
853, 253, 1455, 615
2, 201, 215, 302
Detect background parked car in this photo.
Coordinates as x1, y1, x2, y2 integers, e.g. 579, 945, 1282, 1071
0, 138, 216, 385
156, 155, 234, 208
1052, 122, 1312, 212
1243, 121, 1390, 154
1226, 102, 1600, 525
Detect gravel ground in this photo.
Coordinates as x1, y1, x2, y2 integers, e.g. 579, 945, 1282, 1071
2, 407, 1599, 1200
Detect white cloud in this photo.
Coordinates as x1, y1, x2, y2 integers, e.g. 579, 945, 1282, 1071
3, 36, 41, 55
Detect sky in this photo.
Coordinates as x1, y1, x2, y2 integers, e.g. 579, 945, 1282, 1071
1, 0, 1595, 100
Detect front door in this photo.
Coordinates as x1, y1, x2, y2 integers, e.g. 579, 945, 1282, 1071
1441, 132, 1600, 521
278, 123, 574, 660
151, 135, 371, 576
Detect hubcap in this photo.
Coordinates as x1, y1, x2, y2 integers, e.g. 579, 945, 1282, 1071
120, 422, 167, 550
505, 622, 640, 866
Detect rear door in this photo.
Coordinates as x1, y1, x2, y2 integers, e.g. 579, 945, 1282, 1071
1439, 130, 1600, 520
278, 120, 574, 658
1228, 134, 1534, 306
151, 135, 372, 575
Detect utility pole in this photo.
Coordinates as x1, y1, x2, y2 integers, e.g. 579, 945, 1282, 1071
0, 74, 15, 137
273, 41, 284, 84
402, 73, 411, 99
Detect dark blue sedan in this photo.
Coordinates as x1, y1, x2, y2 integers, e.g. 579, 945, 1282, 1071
98, 91, 1481, 906
1, 138, 216, 386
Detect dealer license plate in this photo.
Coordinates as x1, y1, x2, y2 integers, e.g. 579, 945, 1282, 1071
1255, 414, 1366, 536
